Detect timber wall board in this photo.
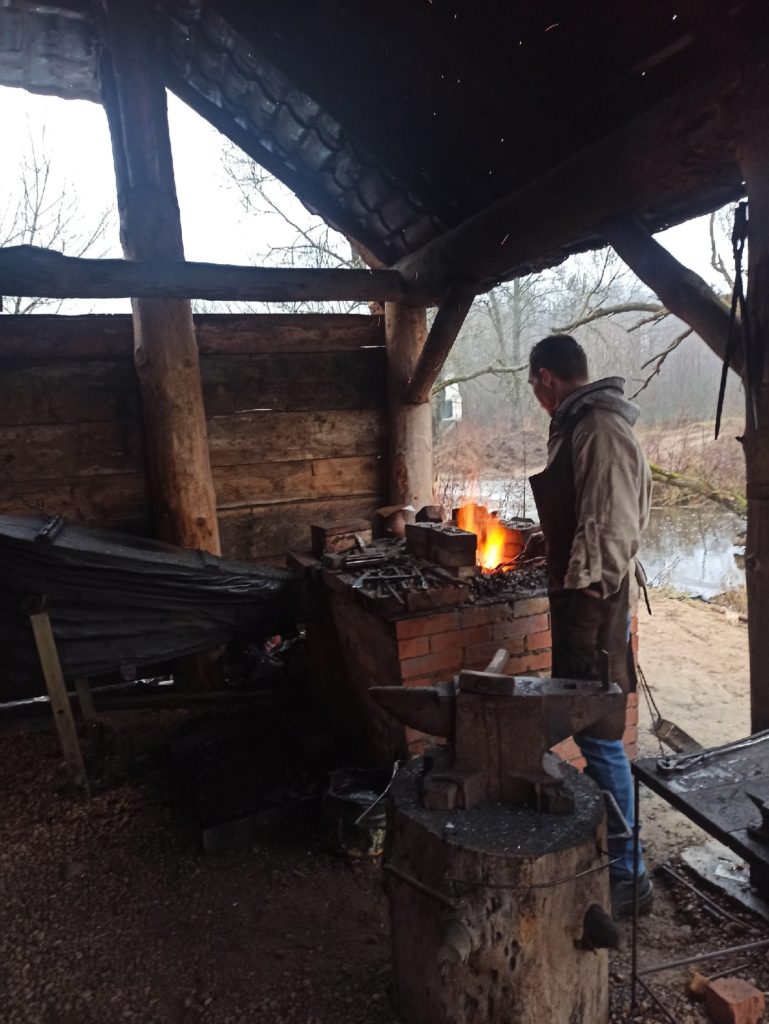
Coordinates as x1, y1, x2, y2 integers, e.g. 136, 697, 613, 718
0, 313, 387, 561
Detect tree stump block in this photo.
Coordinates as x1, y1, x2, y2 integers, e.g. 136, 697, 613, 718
386, 758, 609, 1024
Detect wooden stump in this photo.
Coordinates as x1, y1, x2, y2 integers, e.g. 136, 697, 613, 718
386, 758, 609, 1024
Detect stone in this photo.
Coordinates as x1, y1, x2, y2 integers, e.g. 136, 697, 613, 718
705, 977, 766, 1024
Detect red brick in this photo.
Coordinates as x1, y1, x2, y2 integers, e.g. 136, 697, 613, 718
402, 674, 437, 688
400, 649, 462, 679
624, 703, 639, 727
551, 737, 587, 770
398, 636, 430, 659
630, 615, 639, 635
705, 977, 765, 1024
395, 610, 459, 639
623, 739, 638, 760
460, 638, 528, 671
525, 629, 552, 652
492, 612, 549, 641
506, 651, 552, 674
627, 692, 639, 709
631, 633, 639, 654
460, 604, 508, 628
513, 596, 550, 618
430, 624, 492, 653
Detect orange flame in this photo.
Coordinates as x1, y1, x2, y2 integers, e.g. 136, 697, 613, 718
456, 503, 519, 572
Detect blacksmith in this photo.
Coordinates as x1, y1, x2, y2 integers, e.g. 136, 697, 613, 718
526, 333, 653, 917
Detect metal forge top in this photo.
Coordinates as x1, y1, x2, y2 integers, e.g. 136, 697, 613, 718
371, 651, 622, 815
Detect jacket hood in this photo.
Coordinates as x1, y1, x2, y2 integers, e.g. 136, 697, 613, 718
553, 376, 641, 429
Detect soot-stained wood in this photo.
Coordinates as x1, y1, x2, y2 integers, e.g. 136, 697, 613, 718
218, 496, 383, 562
201, 350, 387, 415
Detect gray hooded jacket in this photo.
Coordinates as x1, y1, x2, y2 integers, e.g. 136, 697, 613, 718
547, 377, 651, 597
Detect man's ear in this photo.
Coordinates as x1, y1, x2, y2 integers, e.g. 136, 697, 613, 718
539, 368, 554, 388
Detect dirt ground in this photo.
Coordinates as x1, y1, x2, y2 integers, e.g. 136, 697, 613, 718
0, 594, 764, 1024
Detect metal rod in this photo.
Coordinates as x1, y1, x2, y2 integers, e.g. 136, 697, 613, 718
631, 772, 640, 1010
446, 857, 616, 892
384, 863, 457, 909
658, 863, 749, 929
634, 976, 679, 1024
638, 937, 769, 977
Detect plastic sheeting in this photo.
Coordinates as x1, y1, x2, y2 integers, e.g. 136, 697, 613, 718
0, 515, 294, 699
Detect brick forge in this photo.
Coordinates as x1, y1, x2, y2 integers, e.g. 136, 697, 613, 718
306, 576, 640, 771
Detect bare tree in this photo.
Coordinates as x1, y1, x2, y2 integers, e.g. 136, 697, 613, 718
0, 132, 115, 314
551, 212, 737, 398
220, 145, 366, 314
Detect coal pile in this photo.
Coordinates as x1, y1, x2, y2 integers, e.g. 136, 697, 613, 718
469, 562, 548, 601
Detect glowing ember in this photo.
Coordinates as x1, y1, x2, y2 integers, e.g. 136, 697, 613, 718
456, 504, 523, 572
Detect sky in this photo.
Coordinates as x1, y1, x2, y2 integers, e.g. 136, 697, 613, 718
0, 83, 736, 314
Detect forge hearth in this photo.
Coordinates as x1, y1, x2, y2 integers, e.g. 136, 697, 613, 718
291, 526, 639, 770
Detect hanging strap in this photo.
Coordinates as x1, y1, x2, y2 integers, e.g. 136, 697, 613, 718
715, 201, 749, 439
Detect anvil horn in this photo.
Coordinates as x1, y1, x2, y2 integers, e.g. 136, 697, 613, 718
369, 681, 456, 738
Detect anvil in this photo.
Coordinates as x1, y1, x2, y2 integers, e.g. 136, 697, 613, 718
370, 658, 623, 814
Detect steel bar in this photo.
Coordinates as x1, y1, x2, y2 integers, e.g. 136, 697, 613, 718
637, 937, 769, 976
633, 976, 679, 1024
384, 863, 457, 909
658, 863, 749, 929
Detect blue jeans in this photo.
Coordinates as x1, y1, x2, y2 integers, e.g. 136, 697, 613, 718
575, 732, 644, 879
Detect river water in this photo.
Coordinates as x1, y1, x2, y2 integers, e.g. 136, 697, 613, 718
452, 479, 745, 599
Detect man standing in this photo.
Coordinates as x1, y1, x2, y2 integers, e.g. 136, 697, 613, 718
527, 334, 652, 918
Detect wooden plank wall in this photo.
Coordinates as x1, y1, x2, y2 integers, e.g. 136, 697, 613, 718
0, 313, 388, 562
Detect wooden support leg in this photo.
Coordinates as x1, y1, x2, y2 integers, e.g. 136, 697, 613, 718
385, 303, 434, 510
28, 611, 89, 793
74, 677, 97, 725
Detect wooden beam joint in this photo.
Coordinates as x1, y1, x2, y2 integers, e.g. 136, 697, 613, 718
405, 284, 475, 404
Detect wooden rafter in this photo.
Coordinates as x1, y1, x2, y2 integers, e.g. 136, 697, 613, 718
602, 217, 740, 375
405, 284, 475, 404
0, 246, 418, 303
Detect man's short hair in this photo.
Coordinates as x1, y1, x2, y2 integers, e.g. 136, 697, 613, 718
529, 334, 588, 381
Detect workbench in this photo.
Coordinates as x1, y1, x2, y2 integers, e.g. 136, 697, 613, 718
633, 732, 769, 880
629, 732, 769, 1022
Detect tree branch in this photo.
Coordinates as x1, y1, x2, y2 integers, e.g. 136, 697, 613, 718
629, 327, 693, 399
650, 462, 746, 515
554, 301, 663, 334
432, 360, 527, 395
603, 216, 741, 376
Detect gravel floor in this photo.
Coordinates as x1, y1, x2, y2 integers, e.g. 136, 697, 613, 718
1, 707, 767, 1024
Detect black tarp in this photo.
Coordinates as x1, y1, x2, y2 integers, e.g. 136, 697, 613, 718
0, 515, 295, 699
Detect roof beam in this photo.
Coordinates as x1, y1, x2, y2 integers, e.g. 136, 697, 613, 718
405, 284, 475, 404
395, 53, 761, 294
603, 217, 740, 375
0, 245, 418, 303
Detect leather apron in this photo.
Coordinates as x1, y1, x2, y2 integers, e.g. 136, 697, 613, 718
529, 410, 634, 740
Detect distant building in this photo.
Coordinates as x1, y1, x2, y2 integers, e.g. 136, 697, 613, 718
438, 383, 462, 424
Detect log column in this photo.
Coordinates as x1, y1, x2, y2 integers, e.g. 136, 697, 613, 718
738, 86, 769, 733
100, 0, 220, 554
385, 303, 433, 510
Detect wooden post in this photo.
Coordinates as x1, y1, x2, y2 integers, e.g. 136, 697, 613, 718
74, 677, 97, 725
29, 609, 89, 793
737, 97, 769, 734
405, 285, 475, 404
100, 0, 220, 554
385, 303, 433, 510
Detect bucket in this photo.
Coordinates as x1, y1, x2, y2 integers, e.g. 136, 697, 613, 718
323, 767, 391, 858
